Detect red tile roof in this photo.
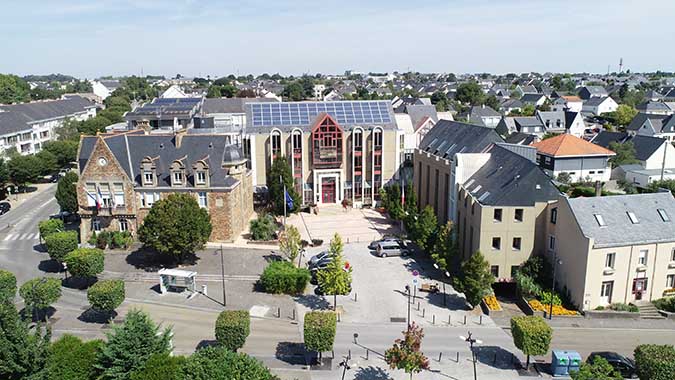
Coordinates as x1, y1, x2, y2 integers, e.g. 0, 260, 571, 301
531, 134, 616, 157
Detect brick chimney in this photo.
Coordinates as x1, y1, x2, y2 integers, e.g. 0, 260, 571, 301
594, 181, 602, 197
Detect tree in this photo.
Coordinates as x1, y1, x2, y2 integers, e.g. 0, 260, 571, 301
0, 270, 16, 301
317, 233, 352, 310
44, 230, 78, 263
138, 193, 212, 261
608, 141, 639, 168
648, 179, 675, 196
215, 310, 250, 351
279, 224, 302, 263
130, 354, 185, 380
456, 82, 485, 105
431, 222, 457, 271
64, 248, 104, 281
19, 277, 62, 320
77, 116, 112, 135
282, 82, 305, 101
303, 311, 337, 362
44, 334, 103, 380
453, 251, 494, 307
221, 84, 238, 98
414, 205, 437, 253
259, 261, 310, 294
36, 149, 58, 175
8, 155, 42, 188
55, 171, 79, 213
0, 158, 9, 190
484, 94, 501, 110
206, 85, 222, 98
571, 356, 622, 380
634, 344, 675, 380
249, 214, 277, 241
182, 346, 277, 380
384, 322, 430, 380
0, 302, 51, 380
0, 74, 30, 104
55, 118, 81, 141
43, 140, 78, 166
267, 157, 301, 215
510, 316, 552, 369
613, 104, 638, 126
38, 218, 64, 239
95, 309, 172, 380
87, 279, 125, 316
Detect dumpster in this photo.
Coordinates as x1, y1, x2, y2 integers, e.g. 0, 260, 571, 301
551, 350, 581, 377
567, 351, 582, 374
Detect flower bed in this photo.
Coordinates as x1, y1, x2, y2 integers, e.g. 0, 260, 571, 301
483, 295, 502, 311
663, 288, 675, 297
528, 299, 578, 316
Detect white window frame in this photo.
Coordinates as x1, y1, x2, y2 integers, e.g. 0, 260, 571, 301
113, 183, 124, 207
143, 171, 154, 185
198, 192, 208, 208
196, 171, 207, 185
119, 219, 128, 232
667, 274, 675, 288
172, 171, 183, 186
638, 249, 648, 266
605, 252, 615, 269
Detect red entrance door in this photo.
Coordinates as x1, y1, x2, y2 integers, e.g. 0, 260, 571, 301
321, 178, 336, 203
633, 278, 648, 300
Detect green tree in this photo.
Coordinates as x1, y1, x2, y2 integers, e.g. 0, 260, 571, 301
259, 261, 310, 294
55, 118, 81, 141
282, 82, 305, 101
249, 214, 277, 241
0, 158, 9, 190
608, 141, 640, 168
182, 346, 277, 380
19, 277, 62, 320
44, 230, 78, 263
0, 74, 31, 104
78, 116, 112, 135
138, 193, 212, 261
648, 179, 675, 196
206, 85, 222, 98
456, 81, 485, 105
55, 171, 79, 213
0, 302, 51, 380
43, 140, 78, 166
303, 311, 337, 362
634, 344, 675, 380
317, 233, 352, 310
130, 354, 185, 380
87, 279, 125, 316
483, 94, 501, 110
8, 155, 43, 188
453, 251, 494, 307
64, 248, 105, 281
95, 309, 172, 380
521, 104, 536, 116
431, 221, 457, 271
36, 149, 58, 175
510, 316, 552, 369
215, 310, 250, 352
415, 205, 438, 253
44, 334, 103, 380
613, 104, 638, 126
570, 356, 622, 380
0, 269, 17, 301
221, 84, 238, 98
384, 323, 430, 380
267, 157, 301, 215
38, 218, 64, 240
279, 224, 302, 263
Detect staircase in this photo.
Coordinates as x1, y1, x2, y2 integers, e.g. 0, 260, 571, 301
635, 301, 665, 319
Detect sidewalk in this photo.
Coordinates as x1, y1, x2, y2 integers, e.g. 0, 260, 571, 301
5, 183, 56, 208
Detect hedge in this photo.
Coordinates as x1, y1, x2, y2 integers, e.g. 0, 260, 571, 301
87, 279, 125, 313
304, 311, 337, 353
45, 231, 79, 263
64, 248, 104, 279
259, 261, 310, 294
652, 297, 675, 312
215, 310, 250, 351
39, 219, 64, 239
634, 344, 675, 380
0, 269, 17, 301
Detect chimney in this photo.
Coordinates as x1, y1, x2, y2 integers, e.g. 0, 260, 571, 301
174, 129, 187, 148
594, 180, 602, 197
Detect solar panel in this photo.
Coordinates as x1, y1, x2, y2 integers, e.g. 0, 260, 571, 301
249, 101, 393, 127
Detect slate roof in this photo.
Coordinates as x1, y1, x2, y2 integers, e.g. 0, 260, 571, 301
580, 86, 608, 96
590, 131, 629, 149
405, 104, 438, 131
583, 97, 613, 107
591, 131, 666, 162
462, 144, 559, 207
419, 120, 503, 159
636, 100, 671, 113
469, 105, 500, 118
520, 93, 546, 104
79, 132, 241, 188
500, 98, 523, 109
0, 96, 95, 136
505, 132, 537, 145
532, 134, 615, 157
626, 113, 669, 132
567, 192, 675, 248
536, 111, 566, 131
202, 97, 278, 114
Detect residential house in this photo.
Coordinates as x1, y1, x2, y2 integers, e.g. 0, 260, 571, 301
91, 80, 121, 101
160, 85, 189, 99
551, 193, 675, 310
466, 105, 501, 128
578, 86, 608, 100
627, 113, 675, 141
535, 110, 586, 137
636, 101, 673, 116
496, 117, 545, 137
124, 98, 203, 131
76, 130, 254, 242
394, 104, 439, 153
557, 96, 583, 112
500, 98, 523, 114
520, 94, 547, 107
514, 85, 538, 98
582, 97, 618, 115
532, 134, 615, 182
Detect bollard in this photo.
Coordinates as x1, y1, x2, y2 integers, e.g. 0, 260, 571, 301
277, 307, 281, 318
448, 314, 451, 325
292, 309, 296, 320
463, 315, 467, 325
432, 315, 435, 325
480, 315, 483, 325
417, 301, 420, 311
366, 348, 369, 360
422, 308, 425, 318
438, 352, 442, 362
456, 352, 460, 363
355, 293, 358, 302
338, 313, 341, 322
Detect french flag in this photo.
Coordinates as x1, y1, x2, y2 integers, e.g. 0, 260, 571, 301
96, 186, 103, 210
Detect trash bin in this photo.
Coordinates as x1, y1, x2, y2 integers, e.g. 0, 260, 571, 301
567, 351, 582, 374
551, 350, 571, 377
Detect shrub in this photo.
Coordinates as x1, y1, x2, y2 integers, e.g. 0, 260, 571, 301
515, 272, 542, 298
96, 231, 113, 249
182, 346, 277, 380
511, 316, 553, 369
44, 334, 103, 380
538, 291, 561, 306
130, 354, 185, 380
0, 269, 17, 301
304, 311, 337, 354
38, 219, 64, 239
87, 279, 125, 313
653, 297, 675, 313
215, 310, 250, 351
520, 255, 552, 288
609, 303, 639, 313
45, 231, 79, 262
19, 277, 62, 316
634, 344, 675, 380
571, 186, 596, 198
64, 248, 104, 279
111, 231, 133, 249
249, 214, 277, 241
259, 261, 310, 294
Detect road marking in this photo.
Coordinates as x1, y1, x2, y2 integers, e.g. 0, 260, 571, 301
3, 234, 14, 241
19, 233, 30, 240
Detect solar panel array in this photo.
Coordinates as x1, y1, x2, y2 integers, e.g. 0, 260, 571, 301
133, 98, 202, 115
249, 101, 393, 127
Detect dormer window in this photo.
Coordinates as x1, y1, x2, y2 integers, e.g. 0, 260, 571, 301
172, 171, 184, 186
196, 171, 207, 185
170, 159, 186, 187
192, 160, 210, 187
143, 171, 154, 185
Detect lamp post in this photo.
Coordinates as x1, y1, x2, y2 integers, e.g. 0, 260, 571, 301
433, 263, 450, 307
405, 284, 411, 329
218, 244, 227, 307
339, 351, 352, 380
460, 332, 483, 380
549, 256, 563, 320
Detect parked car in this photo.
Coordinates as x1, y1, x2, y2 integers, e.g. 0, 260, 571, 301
376, 241, 411, 257
368, 236, 399, 250
0, 202, 10, 215
587, 352, 637, 379
308, 251, 332, 267
310, 259, 333, 284
314, 283, 352, 296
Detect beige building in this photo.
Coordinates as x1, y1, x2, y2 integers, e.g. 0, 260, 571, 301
551, 192, 675, 310
242, 101, 403, 207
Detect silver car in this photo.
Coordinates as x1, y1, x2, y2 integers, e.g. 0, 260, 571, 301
376, 241, 410, 257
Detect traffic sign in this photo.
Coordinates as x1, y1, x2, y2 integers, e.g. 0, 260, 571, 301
412, 278, 418, 286
412, 270, 419, 277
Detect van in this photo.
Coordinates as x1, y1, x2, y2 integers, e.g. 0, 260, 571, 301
376, 241, 410, 257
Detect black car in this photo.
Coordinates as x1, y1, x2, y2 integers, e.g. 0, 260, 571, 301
587, 352, 637, 379
0, 202, 10, 215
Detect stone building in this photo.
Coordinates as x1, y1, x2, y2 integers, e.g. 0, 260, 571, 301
76, 129, 253, 242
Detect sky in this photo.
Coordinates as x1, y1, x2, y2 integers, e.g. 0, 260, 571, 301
1, 0, 674, 79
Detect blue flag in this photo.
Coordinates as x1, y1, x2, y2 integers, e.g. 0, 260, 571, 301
285, 189, 294, 210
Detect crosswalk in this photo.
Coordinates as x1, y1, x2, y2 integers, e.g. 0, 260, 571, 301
3, 232, 40, 241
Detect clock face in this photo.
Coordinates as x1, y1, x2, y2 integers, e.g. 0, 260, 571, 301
98, 157, 107, 166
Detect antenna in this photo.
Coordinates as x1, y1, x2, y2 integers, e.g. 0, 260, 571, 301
619, 58, 624, 73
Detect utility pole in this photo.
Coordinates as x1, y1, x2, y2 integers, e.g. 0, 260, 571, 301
405, 284, 411, 329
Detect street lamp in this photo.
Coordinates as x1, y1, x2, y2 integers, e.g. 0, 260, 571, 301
549, 257, 563, 320
433, 263, 450, 307
213, 244, 227, 307
460, 332, 483, 380
405, 284, 411, 328
339, 351, 352, 380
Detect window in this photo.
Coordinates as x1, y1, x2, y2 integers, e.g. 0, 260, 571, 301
271, 131, 281, 156
626, 211, 639, 224
119, 219, 128, 232
92, 219, 101, 232
354, 130, 362, 149
549, 235, 556, 251
667, 274, 675, 288
490, 265, 499, 277
373, 130, 382, 147
512, 237, 522, 250
172, 171, 183, 186
99, 184, 112, 208
196, 171, 207, 185
544, 156, 552, 165
594, 214, 606, 227
292, 133, 302, 151
198, 192, 207, 208
589, 171, 595, 175
374, 154, 382, 168
514, 209, 523, 222
464, 194, 468, 208
605, 252, 615, 269
141, 192, 160, 208
492, 237, 501, 250
493, 209, 502, 222
671, 248, 675, 262
601, 281, 613, 300
597, 170, 604, 174
550, 207, 557, 224
511, 266, 520, 278
658, 208, 670, 222
143, 171, 154, 185
638, 249, 648, 266
113, 183, 124, 206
